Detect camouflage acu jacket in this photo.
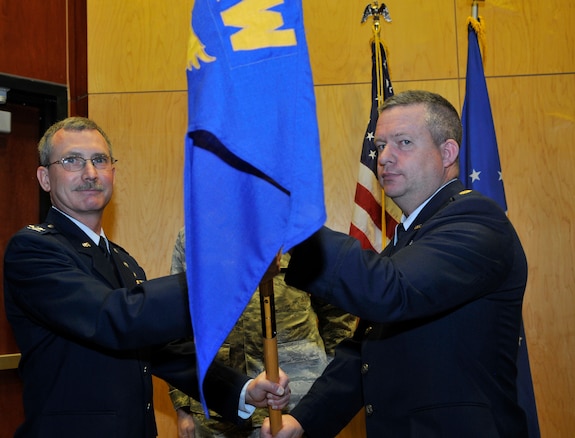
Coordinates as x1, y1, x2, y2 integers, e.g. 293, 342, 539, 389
168, 228, 357, 437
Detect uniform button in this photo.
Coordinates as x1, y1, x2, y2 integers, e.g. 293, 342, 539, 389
146, 402, 151, 411
143, 366, 148, 374
365, 404, 374, 416
364, 326, 373, 336
361, 363, 369, 374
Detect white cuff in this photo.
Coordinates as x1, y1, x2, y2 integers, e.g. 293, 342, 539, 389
238, 379, 256, 419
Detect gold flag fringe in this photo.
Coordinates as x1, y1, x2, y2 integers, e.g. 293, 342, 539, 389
467, 16, 487, 68
371, 20, 392, 110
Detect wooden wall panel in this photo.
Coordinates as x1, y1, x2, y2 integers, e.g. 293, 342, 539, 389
302, 1, 373, 86
315, 83, 370, 232
88, 0, 192, 93
455, 0, 575, 76
305, 0, 459, 85
377, 0, 459, 82
87, 0, 575, 436
0, 1, 67, 84
487, 73, 575, 435
89, 92, 186, 279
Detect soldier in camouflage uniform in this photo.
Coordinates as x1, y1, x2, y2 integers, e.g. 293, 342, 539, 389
168, 228, 357, 437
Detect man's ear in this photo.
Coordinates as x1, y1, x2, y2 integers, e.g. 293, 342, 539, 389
441, 139, 459, 168
37, 166, 51, 192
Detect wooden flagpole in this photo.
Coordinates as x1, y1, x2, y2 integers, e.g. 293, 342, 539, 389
259, 278, 282, 434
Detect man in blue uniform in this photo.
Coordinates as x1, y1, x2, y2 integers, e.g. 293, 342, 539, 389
262, 90, 529, 437
3, 117, 289, 438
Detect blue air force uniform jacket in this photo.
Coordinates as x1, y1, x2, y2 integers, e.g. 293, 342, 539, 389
285, 180, 529, 437
4, 208, 249, 438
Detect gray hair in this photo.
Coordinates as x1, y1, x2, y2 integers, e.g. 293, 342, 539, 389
38, 117, 113, 166
380, 90, 462, 147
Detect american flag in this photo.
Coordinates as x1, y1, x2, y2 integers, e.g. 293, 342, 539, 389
349, 41, 400, 251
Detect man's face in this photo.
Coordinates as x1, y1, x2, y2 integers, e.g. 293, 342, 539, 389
37, 129, 115, 224
375, 104, 451, 216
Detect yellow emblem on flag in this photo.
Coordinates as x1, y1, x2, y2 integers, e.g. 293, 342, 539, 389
187, 0, 216, 71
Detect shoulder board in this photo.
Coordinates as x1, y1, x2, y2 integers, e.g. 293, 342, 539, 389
26, 223, 56, 234
449, 189, 476, 202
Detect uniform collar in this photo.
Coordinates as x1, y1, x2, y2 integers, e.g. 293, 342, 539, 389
51, 206, 106, 245
401, 179, 459, 231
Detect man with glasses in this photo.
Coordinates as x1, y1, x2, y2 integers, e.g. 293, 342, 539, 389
3, 117, 290, 438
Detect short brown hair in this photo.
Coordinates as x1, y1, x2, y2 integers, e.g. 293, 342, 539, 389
38, 117, 113, 166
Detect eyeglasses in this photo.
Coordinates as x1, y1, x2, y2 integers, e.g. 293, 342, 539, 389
44, 154, 117, 172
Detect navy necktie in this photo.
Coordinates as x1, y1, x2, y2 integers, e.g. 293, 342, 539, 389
98, 236, 110, 259
394, 223, 406, 246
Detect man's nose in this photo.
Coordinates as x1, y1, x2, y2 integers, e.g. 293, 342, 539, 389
82, 160, 98, 177
378, 146, 393, 165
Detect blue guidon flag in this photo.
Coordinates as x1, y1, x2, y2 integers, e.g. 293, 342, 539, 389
184, 0, 325, 412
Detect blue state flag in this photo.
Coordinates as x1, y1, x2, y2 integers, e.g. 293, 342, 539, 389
184, 0, 326, 412
460, 18, 540, 437
460, 25, 506, 209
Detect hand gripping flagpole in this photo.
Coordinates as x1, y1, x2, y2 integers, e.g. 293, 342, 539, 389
259, 276, 282, 434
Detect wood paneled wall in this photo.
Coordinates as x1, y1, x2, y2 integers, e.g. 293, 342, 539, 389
87, 0, 575, 436
0, 2, 67, 84
0, 0, 87, 115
